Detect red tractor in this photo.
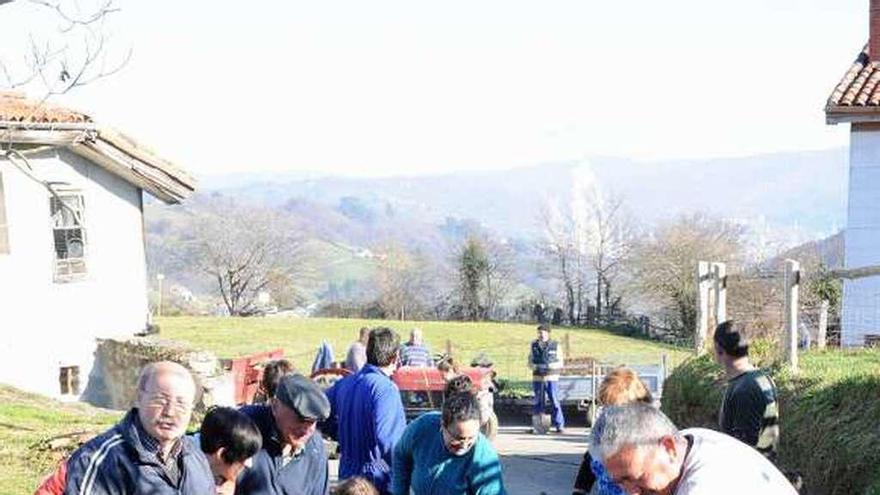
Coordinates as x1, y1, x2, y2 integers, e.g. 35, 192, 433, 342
392, 366, 498, 440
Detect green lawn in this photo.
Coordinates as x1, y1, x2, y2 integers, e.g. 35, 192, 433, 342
154, 316, 691, 382
0, 385, 120, 494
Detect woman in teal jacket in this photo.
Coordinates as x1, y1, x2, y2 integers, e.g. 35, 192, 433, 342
391, 392, 507, 495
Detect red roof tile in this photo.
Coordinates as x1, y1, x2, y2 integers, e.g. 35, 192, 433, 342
0, 91, 91, 123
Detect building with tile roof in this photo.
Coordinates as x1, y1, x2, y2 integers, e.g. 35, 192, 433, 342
825, 2, 880, 347
0, 92, 195, 400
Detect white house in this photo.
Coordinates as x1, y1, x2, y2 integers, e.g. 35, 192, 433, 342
826, 1, 880, 347
0, 92, 194, 400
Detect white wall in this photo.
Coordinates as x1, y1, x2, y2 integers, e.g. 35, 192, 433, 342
843, 123, 880, 347
0, 149, 149, 400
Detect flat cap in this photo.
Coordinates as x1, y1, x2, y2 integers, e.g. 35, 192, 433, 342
274, 373, 331, 421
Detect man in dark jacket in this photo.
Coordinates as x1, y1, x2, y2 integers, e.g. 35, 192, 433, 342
528, 324, 565, 433
324, 327, 406, 495
713, 320, 780, 460
64, 361, 214, 495
237, 373, 331, 495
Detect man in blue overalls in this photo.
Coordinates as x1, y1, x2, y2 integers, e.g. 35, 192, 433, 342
528, 324, 565, 433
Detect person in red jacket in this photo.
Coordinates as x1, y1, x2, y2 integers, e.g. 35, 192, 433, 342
34, 459, 67, 495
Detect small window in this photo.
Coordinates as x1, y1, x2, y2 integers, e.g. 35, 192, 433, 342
59, 366, 80, 395
50, 193, 87, 282
0, 173, 8, 255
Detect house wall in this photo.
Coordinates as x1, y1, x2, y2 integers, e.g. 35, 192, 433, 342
843, 123, 880, 346
0, 148, 149, 400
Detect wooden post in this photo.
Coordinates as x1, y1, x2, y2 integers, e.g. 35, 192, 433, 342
712, 262, 727, 327
661, 353, 669, 379
590, 359, 599, 425
817, 299, 829, 350
446, 339, 453, 356
696, 261, 711, 354
564, 332, 571, 359
783, 259, 800, 371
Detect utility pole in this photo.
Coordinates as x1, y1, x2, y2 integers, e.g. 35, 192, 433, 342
156, 273, 165, 318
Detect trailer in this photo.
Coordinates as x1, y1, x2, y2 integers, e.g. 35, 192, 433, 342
554, 356, 669, 426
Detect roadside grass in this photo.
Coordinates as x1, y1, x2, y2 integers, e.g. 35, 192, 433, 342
662, 347, 880, 495
153, 316, 690, 385
0, 385, 120, 494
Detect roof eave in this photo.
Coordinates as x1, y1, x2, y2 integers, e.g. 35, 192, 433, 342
825, 106, 880, 124
0, 123, 195, 204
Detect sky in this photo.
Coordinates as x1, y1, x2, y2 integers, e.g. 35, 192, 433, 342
0, 0, 869, 178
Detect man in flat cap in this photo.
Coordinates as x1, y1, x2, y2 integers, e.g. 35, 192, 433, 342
237, 373, 331, 495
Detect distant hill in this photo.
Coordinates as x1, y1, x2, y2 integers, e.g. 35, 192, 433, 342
146, 149, 850, 306
771, 230, 844, 270
202, 148, 848, 240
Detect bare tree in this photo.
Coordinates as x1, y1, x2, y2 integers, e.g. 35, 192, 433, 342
538, 200, 591, 325
538, 167, 635, 326
629, 213, 745, 335
1, 0, 130, 97
577, 192, 637, 322
374, 242, 430, 320
191, 200, 307, 316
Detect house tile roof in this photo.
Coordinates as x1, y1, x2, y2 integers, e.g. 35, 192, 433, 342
0, 91, 91, 123
0, 92, 193, 203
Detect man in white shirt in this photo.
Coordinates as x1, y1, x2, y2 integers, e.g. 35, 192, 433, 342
589, 403, 797, 495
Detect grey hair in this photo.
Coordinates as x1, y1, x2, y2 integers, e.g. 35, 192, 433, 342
136, 361, 195, 395
589, 403, 679, 462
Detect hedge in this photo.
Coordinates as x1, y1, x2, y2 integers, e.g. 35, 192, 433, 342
661, 347, 880, 495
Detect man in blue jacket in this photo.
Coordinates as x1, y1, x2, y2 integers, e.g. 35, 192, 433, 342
237, 373, 331, 495
64, 361, 214, 495
325, 327, 406, 494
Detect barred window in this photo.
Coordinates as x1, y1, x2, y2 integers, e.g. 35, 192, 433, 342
59, 366, 80, 395
50, 193, 87, 282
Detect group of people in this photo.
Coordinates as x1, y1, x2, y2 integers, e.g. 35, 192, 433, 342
573, 319, 792, 495
344, 327, 433, 374
37, 319, 796, 495
324, 327, 506, 495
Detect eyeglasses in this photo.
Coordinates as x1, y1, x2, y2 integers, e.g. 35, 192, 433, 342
441, 424, 477, 449
144, 394, 192, 413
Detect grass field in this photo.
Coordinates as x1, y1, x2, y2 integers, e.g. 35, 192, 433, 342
0, 385, 120, 494
153, 316, 691, 383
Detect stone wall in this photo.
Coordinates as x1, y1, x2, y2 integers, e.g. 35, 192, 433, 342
81, 337, 234, 411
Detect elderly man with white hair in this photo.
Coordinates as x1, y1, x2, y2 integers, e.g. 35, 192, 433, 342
64, 361, 214, 495
589, 403, 796, 495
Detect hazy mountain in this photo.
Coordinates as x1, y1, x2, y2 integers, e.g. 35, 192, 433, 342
202, 148, 848, 241
146, 149, 849, 306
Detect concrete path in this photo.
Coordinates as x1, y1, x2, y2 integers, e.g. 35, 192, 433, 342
494, 425, 588, 495
329, 425, 589, 495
